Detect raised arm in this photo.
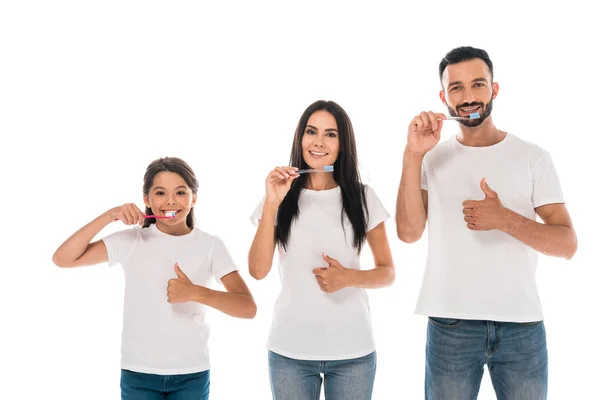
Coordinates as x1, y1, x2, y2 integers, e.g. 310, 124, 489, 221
52, 204, 145, 268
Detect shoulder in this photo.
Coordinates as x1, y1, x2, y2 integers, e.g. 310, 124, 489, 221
505, 133, 551, 166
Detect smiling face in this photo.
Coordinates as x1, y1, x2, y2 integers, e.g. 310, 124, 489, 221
301, 110, 340, 169
440, 58, 499, 127
144, 171, 196, 230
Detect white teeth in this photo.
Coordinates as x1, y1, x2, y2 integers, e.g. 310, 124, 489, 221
310, 151, 327, 156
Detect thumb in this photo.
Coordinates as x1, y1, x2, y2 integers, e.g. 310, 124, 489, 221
480, 178, 498, 199
285, 174, 298, 189
174, 263, 189, 280
322, 252, 337, 266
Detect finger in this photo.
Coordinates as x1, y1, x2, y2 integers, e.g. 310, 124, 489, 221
286, 166, 299, 175
123, 206, 136, 225
462, 200, 476, 208
412, 116, 424, 131
462, 208, 475, 216
268, 171, 284, 182
464, 216, 475, 223
434, 112, 447, 121
419, 111, 432, 130
285, 173, 299, 189
135, 206, 146, 225
274, 167, 291, 180
312, 268, 325, 276
467, 223, 478, 231
426, 111, 439, 131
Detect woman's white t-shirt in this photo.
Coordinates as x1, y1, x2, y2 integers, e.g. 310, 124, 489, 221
102, 224, 238, 374
251, 185, 389, 360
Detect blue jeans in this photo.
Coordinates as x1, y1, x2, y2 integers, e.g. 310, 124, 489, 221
426, 318, 548, 400
268, 350, 377, 400
120, 369, 210, 400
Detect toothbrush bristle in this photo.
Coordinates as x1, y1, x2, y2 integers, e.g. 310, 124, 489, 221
324, 165, 334, 172
470, 112, 480, 119
165, 211, 176, 217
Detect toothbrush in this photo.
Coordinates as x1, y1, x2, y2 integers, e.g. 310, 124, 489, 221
116, 211, 176, 221
295, 165, 334, 174
446, 112, 480, 121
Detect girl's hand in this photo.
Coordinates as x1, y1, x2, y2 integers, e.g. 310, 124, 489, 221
106, 203, 146, 226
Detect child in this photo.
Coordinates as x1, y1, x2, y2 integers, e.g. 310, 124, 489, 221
248, 100, 395, 400
53, 156, 256, 400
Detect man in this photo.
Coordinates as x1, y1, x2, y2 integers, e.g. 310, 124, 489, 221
395, 46, 577, 399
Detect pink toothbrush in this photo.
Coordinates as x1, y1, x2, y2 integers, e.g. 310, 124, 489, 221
117, 211, 177, 221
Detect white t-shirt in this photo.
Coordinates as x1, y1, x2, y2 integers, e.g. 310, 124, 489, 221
417, 133, 564, 322
102, 224, 238, 375
251, 185, 389, 360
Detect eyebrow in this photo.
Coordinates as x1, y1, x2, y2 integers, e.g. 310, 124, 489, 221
448, 77, 488, 86
306, 124, 339, 133
152, 185, 188, 191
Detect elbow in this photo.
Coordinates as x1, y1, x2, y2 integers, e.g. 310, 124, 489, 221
52, 252, 71, 268
248, 262, 269, 280
396, 226, 423, 243
247, 301, 258, 319
385, 267, 396, 287
563, 238, 578, 260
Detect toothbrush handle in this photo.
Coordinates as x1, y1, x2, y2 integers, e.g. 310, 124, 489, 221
116, 215, 172, 221
296, 169, 317, 174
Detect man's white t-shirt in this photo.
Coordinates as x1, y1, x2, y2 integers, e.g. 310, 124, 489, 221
251, 185, 389, 360
102, 224, 238, 374
416, 133, 564, 322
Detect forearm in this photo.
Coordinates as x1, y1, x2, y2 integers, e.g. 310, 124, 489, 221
53, 212, 112, 266
501, 210, 577, 259
344, 265, 395, 289
248, 201, 278, 280
194, 286, 257, 319
396, 148, 426, 242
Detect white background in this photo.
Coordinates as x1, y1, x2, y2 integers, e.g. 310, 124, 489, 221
1, 1, 598, 399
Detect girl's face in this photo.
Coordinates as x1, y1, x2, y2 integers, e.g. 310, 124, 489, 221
144, 171, 196, 231
301, 110, 340, 170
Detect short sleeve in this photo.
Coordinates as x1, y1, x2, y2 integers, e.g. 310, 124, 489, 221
250, 196, 279, 227
532, 150, 564, 208
421, 161, 428, 190
209, 236, 239, 283
365, 185, 391, 232
250, 197, 265, 227
101, 227, 141, 267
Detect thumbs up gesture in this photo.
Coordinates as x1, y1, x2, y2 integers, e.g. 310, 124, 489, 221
312, 253, 349, 293
167, 263, 200, 303
462, 178, 510, 231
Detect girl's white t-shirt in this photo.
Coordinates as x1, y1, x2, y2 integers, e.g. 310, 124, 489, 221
251, 185, 389, 360
102, 224, 238, 375
417, 133, 564, 322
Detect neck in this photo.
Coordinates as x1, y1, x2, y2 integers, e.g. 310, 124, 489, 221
306, 173, 338, 191
457, 116, 506, 147
155, 221, 192, 236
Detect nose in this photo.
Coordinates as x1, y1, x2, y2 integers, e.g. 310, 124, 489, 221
463, 87, 477, 103
313, 134, 325, 147
166, 193, 176, 205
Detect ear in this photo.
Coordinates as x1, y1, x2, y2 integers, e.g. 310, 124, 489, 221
492, 82, 499, 100
191, 193, 197, 208
143, 194, 150, 209
439, 90, 447, 105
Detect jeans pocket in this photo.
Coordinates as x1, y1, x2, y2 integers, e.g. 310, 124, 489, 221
428, 316, 462, 328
